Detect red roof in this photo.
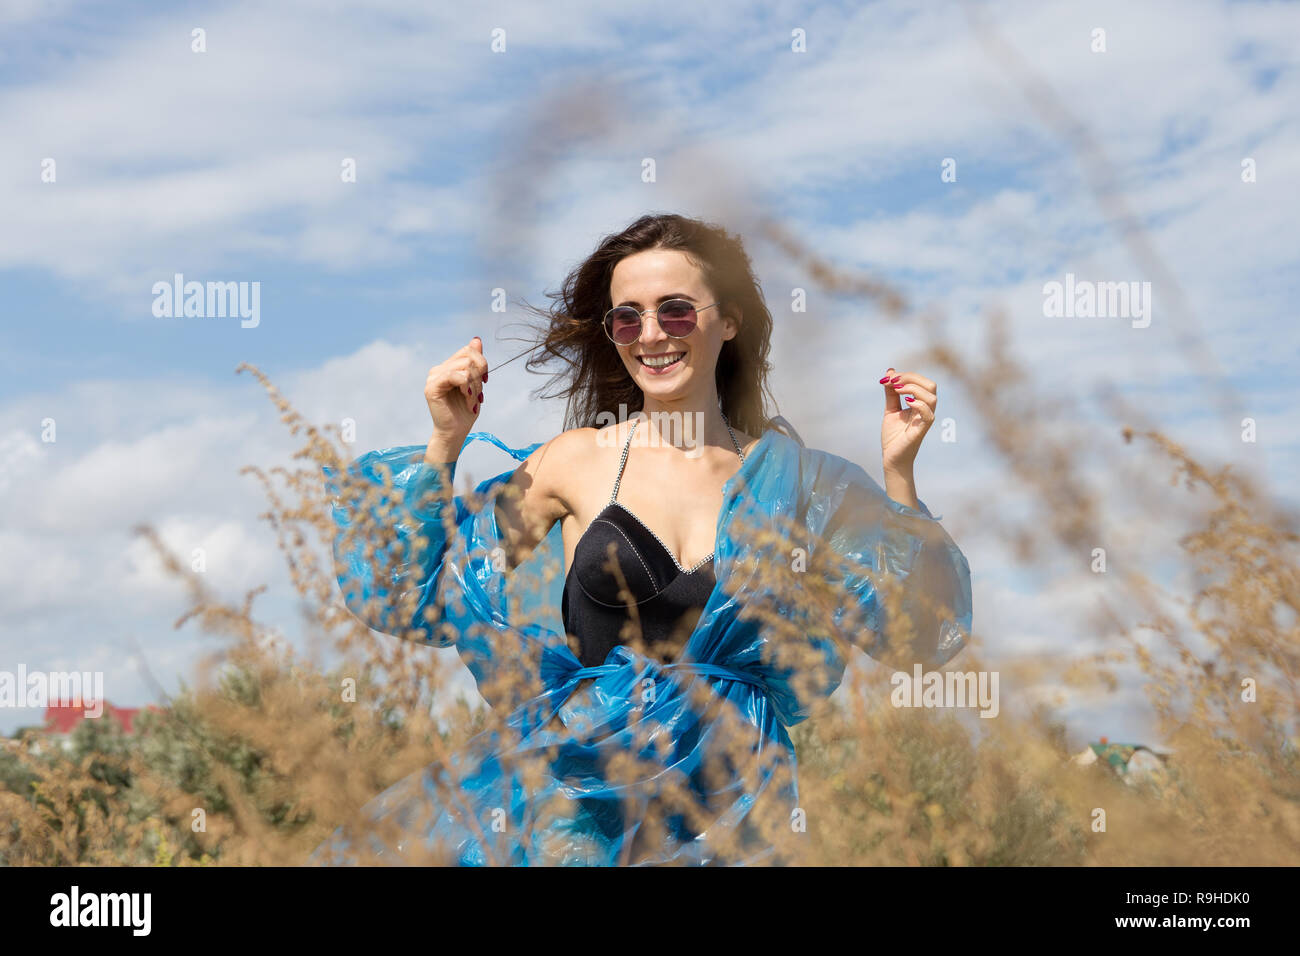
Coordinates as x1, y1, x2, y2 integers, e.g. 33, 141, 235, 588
43, 700, 160, 735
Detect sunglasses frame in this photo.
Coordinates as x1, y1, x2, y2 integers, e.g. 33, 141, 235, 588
602, 299, 721, 346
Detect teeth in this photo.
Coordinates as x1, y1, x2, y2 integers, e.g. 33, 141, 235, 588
640, 353, 684, 368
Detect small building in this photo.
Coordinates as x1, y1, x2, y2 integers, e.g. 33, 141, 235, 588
39, 699, 159, 751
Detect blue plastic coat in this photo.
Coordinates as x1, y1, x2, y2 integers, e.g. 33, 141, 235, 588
311, 420, 971, 865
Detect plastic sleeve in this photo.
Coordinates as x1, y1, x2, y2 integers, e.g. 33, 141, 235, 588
825, 479, 972, 669
322, 446, 462, 645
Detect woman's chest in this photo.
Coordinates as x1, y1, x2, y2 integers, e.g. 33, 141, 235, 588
561, 483, 729, 580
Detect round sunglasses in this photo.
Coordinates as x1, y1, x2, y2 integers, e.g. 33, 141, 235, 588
602, 299, 719, 346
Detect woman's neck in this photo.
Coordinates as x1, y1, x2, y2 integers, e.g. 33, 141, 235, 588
638, 393, 732, 454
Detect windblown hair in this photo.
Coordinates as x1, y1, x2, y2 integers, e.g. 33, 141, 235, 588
523, 213, 776, 438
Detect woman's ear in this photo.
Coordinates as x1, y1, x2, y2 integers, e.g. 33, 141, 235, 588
721, 305, 742, 342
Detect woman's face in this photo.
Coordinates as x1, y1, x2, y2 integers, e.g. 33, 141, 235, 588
607, 248, 739, 404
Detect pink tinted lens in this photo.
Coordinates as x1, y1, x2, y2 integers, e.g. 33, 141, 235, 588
658, 300, 698, 337
606, 307, 642, 344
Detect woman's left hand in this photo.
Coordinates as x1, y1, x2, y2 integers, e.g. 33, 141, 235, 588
880, 367, 937, 476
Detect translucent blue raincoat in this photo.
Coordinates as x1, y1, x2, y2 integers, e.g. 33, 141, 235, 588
311, 419, 971, 865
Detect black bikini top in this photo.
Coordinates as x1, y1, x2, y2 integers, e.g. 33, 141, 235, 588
561, 416, 746, 668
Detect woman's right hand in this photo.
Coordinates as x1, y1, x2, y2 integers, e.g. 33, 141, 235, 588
424, 336, 488, 456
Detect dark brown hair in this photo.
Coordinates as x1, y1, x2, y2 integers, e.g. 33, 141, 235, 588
523, 213, 775, 438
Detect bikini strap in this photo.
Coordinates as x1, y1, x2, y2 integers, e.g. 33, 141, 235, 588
722, 412, 745, 462
609, 418, 638, 504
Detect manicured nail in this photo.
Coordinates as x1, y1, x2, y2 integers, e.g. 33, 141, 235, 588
473, 403, 479, 412
878, 376, 891, 384
482, 372, 488, 383
905, 396, 915, 403
478, 392, 484, 402
893, 383, 905, 389
890, 375, 902, 384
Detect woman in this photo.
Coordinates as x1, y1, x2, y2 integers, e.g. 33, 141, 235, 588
313, 213, 972, 865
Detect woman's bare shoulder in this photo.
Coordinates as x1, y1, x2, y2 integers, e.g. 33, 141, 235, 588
497, 425, 610, 547
541, 421, 619, 461
514, 423, 618, 504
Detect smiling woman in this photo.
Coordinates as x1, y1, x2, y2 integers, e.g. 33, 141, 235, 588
312, 212, 972, 866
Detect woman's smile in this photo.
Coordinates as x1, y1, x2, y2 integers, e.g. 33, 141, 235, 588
636, 350, 686, 373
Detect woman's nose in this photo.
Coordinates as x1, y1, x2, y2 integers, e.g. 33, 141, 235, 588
638, 312, 670, 345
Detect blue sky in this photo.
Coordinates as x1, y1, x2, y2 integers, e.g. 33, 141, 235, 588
1, 0, 1297, 745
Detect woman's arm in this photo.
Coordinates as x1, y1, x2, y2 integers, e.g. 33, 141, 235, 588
324, 337, 569, 643
492, 431, 574, 571
869, 365, 968, 665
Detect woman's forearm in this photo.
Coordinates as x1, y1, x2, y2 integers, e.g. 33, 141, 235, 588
424, 430, 467, 467
883, 464, 921, 512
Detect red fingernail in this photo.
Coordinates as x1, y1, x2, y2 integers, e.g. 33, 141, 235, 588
893, 383, 905, 389
891, 376, 902, 384
473, 403, 479, 412
905, 396, 914, 403
878, 376, 890, 384
483, 372, 488, 383
478, 392, 483, 401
